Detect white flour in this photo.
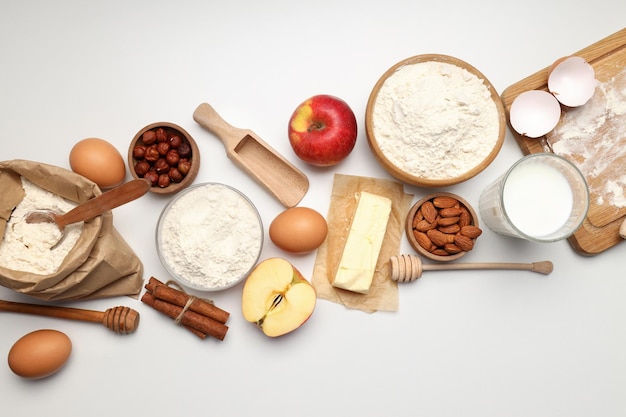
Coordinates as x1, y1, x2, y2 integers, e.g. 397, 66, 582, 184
0, 177, 83, 275
158, 183, 263, 290
549, 68, 626, 208
372, 60, 500, 179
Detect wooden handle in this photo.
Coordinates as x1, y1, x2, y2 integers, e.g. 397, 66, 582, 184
390, 254, 553, 282
192, 102, 247, 151
619, 217, 626, 239
422, 260, 554, 275
0, 300, 140, 334
56, 178, 151, 229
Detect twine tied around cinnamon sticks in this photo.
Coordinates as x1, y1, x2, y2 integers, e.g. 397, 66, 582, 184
141, 277, 229, 341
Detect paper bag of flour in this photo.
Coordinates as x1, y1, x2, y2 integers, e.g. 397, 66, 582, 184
0, 159, 143, 301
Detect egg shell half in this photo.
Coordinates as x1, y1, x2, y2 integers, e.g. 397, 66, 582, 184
269, 207, 328, 254
8, 329, 72, 379
548, 56, 596, 107
70, 138, 127, 188
509, 90, 562, 138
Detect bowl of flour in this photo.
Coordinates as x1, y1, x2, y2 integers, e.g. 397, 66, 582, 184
365, 54, 506, 187
156, 182, 263, 292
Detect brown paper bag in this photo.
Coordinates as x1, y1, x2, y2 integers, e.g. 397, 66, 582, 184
0, 159, 144, 301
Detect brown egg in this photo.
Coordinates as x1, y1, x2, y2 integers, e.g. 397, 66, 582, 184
269, 207, 328, 254
69, 138, 126, 188
8, 329, 72, 379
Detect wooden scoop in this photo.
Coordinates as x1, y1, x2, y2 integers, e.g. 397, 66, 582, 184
193, 102, 309, 208
25, 178, 151, 231
389, 254, 553, 283
0, 299, 140, 334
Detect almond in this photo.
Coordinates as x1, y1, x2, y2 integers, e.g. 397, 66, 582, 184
412, 214, 421, 229
413, 230, 432, 251
438, 216, 460, 227
444, 243, 463, 254
431, 248, 450, 256
432, 196, 458, 208
414, 208, 424, 222
458, 207, 472, 228
439, 207, 462, 217
415, 219, 437, 232
454, 234, 474, 251
427, 229, 454, 247
460, 225, 483, 239
438, 224, 460, 234
421, 201, 437, 224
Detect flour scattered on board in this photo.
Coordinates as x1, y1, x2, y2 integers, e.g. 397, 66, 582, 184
548, 67, 626, 208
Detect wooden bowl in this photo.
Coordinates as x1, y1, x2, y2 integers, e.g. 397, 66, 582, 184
365, 54, 506, 187
128, 122, 200, 194
405, 192, 481, 262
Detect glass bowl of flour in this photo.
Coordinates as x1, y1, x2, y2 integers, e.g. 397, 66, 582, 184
365, 54, 506, 187
156, 182, 263, 292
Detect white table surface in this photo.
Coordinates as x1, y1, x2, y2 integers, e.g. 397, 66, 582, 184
1, 2, 625, 416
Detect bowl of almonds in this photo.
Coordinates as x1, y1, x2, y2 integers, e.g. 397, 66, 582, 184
406, 192, 482, 261
128, 122, 200, 194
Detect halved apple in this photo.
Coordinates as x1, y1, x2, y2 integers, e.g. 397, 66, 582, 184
241, 257, 316, 337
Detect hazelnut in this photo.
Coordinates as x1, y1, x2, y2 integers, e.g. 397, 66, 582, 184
134, 160, 151, 177
157, 141, 170, 156
155, 128, 168, 143
168, 167, 183, 183
157, 173, 171, 188
154, 158, 170, 175
165, 149, 180, 166
144, 170, 159, 186
133, 145, 146, 159
177, 142, 191, 158
144, 144, 160, 162
169, 135, 183, 148
178, 159, 191, 175
142, 130, 157, 145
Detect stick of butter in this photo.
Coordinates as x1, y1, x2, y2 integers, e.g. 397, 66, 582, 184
332, 191, 392, 294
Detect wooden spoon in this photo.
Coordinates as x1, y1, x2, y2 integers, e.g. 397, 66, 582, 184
25, 178, 151, 231
0, 299, 140, 334
389, 254, 553, 283
193, 102, 309, 208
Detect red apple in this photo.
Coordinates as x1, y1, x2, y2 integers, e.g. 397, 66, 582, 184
288, 94, 358, 166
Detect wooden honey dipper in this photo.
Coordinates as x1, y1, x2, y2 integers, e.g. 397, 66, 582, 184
389, 254, 553, 283
0, 299, 139, 334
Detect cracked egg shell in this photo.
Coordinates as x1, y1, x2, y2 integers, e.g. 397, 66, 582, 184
548, 56, 596, 107
509, 90, 561, 138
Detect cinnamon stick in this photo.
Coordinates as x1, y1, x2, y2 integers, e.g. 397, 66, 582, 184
141, 277, 230, 341
141, 292, 207, 339
145, 277, 229, 324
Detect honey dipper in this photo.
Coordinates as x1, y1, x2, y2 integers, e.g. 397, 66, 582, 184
389, 254, 553, 283
0, 300, 139, 334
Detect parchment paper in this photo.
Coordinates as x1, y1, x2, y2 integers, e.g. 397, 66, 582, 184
0, 159, 144, 301
311, 174, 413, 313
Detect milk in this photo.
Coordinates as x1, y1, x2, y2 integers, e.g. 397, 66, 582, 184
502, 162, 573, 237
478, 153, 589, 242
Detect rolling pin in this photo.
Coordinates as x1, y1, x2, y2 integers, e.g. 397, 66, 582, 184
0, 300, 139, 334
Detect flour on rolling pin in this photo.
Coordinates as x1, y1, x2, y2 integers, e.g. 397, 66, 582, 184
545, 67, 626, 225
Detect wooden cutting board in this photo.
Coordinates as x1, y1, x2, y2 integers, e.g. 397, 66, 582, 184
501, 28, 626, 256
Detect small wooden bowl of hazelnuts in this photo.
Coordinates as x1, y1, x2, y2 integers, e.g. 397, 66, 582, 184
406, 192, 482, 262
128, 122, 200, 194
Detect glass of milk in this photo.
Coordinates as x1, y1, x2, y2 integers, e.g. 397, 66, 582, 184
479, 153, 589, 242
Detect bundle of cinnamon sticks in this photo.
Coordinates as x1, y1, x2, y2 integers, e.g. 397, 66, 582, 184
141, 277, 229, 340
